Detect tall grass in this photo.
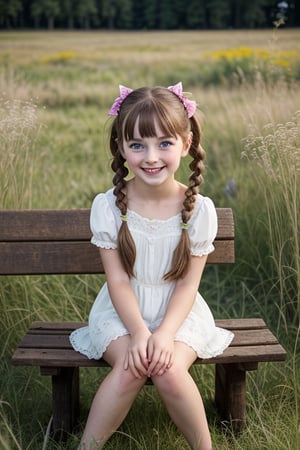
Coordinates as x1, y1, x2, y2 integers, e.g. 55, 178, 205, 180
242, 110, 300, 330
0, 97, 41, 209
197, 75, 300, 334
0, 29, 299, 449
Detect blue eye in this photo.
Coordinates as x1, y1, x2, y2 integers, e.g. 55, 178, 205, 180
160, 141, 172, 149
130, 143, 143, 151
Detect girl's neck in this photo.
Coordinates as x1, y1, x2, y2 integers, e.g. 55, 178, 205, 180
126, 177, 186, 220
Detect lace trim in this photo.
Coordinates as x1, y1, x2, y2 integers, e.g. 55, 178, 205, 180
127, 209, 181, 235
91, 236, 117, 249
175, 327, 234, 359
70, 320, 234, 361
191, 243, 215, 257
70, 323, 129, 360
69, 328, 98, 360
174, 312, 234, 359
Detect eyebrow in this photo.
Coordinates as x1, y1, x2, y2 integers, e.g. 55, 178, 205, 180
128, 135, 176, 141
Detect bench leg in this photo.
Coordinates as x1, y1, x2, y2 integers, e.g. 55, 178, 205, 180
51, 367, 80, 439
215, 363, 246, 433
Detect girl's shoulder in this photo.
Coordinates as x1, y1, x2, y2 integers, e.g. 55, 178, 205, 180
193, 194, 216, 218
90, 189, 119, 248
91, 188, 121, 226
92, 188, 117, 212
189, 194, 218, 236
189, 195, 218, 255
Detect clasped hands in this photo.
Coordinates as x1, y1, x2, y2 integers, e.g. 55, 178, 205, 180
124, 328, 175, 379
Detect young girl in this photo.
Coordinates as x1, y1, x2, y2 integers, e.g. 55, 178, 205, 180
70, 82, 234, 450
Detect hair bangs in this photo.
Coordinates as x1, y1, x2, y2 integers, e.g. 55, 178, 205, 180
122, 97, 180, 141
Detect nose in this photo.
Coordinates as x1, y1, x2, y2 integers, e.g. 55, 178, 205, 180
145, 146, 159, 164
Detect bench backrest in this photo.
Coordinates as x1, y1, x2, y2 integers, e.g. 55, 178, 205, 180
0, 209, 234, 275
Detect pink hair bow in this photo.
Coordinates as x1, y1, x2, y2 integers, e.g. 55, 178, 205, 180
168, 82, 197, 118
108, 82, 196, 118
108, 85, 133, 116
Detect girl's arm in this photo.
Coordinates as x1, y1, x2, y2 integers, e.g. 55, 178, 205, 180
147, 254, 208, 376
99, 247, 151, 378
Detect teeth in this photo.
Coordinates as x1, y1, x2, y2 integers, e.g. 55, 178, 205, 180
144, 168, 162, 172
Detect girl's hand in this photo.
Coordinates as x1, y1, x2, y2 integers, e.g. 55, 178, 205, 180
124, 328, 152, 378
147, 330, 175, 377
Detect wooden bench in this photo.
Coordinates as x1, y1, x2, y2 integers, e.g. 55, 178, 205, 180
0, 209, 286, 439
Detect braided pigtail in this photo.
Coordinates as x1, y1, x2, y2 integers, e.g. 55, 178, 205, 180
164, 116, 205, 281
110, 124, 136, 278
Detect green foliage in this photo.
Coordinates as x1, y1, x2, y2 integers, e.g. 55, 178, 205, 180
186, 0, 207, 29
206, 0, 230, 29
243, 0, 270, 28
76, 0, 98, 28
1, 0, 299, 30
31, 0, 60, 25
0, 0, 22, 27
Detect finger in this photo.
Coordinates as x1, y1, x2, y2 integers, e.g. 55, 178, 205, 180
154, 351, 173, 375
131, 351, 148, 377
128, 353, 142, 379
134, 348, 148, 373
147, 353, 158, 375
158, 354, 172, 375
137, 346, 149, 370
148, 351, 166, 376
147, 341, 154, 363
140, 353, 149, 371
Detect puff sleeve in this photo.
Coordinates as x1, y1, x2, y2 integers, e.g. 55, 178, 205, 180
90, 193, 119, 249
189, 196, 218, 257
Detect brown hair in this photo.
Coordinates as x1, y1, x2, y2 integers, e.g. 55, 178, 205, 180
109, 86, 205, 280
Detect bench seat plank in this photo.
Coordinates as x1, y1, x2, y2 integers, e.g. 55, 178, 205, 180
28, 317, 269, 332
12, 341, 286, 367
16, 327, 280, 349
12, 317, 286, 371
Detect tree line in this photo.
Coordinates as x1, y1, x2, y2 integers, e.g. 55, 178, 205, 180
0, 0, 299, 30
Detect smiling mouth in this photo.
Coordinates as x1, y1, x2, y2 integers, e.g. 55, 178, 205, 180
142, 167, 165, 174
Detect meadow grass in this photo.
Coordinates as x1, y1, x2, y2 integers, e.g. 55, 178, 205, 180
0, 29, 299, 449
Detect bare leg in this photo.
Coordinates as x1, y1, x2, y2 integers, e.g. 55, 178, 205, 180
152, 342, 212, 450
79, 335, 147, 450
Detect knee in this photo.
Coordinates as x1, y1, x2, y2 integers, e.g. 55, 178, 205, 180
113, 367, 147, 395
152, 365, 184, 397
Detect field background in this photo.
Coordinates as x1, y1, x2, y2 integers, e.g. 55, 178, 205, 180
0, 29, 299, 449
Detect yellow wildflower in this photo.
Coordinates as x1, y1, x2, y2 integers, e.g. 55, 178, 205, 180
40, 51, 77, 64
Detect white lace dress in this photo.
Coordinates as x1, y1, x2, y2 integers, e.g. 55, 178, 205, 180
70, 188, 234, 359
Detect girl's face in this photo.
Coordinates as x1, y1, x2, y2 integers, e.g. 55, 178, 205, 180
120, 119, 191, 188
